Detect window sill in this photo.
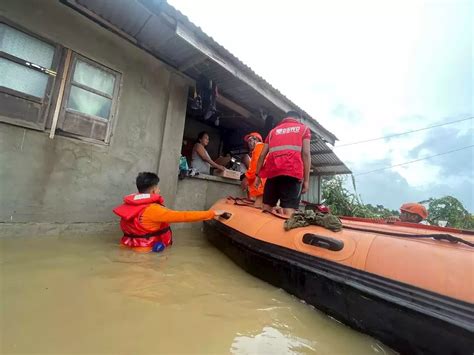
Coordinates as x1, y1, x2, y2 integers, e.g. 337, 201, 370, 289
184, 173, 241, 186
48, 130, 111, 148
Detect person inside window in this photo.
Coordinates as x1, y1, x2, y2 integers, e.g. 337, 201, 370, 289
191, 131, 225, 174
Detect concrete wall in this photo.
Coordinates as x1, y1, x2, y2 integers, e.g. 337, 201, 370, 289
0, 0, 189, 232
157, 74, 189, 208
174, 176, 242, 229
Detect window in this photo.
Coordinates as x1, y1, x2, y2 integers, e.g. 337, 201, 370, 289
56, 54, 121, 143
0, 20, 121, 144
0, 21, 59, 130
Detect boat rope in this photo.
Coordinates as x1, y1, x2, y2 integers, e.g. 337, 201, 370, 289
225, 197, 474, 246
262, 209, 288, 220
343, 225, 474, 247
226, 196, 255, 207
226, 196, 288, 219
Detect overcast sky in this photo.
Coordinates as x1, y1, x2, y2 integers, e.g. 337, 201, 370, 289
169, 0, 473, 211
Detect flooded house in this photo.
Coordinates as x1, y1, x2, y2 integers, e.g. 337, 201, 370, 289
0, 0, 350, 236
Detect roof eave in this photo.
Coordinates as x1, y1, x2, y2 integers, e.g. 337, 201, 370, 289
158, 1, 338, 145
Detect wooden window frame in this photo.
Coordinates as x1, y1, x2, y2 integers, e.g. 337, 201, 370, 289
56, 53, 121, 144
0, 17, 61, 131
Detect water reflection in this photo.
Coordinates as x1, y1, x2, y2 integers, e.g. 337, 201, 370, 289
232, 326, 317, 354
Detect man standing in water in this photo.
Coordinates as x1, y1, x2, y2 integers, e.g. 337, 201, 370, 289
255, 111, 312, 217
113, 172, 226, 253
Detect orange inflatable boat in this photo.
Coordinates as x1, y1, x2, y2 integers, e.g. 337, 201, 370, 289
204, 198, 474, 355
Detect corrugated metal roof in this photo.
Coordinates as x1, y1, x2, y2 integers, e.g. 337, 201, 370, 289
309, 140, 347, 175
61, 0, 351, 175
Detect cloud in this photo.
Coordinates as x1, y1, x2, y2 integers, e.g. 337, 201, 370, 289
346, 121, 473, 209
349, 160, 426, 208
408, 125, 473, 175
348, 157, 474, 212
169, 0, 474, 211
331, 104, 363, 124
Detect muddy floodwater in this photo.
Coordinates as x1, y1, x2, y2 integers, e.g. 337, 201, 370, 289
0, 229, 395, 354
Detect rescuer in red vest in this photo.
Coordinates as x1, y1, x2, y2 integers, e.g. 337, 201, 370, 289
113, 172, 226, 253
255, 111, 312, 217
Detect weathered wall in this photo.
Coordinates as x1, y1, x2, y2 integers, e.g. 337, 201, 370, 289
0, 0, 189, 229
157, 74, 189, 208
174, 176, 242, 229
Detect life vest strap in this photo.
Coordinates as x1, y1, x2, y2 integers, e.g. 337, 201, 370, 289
124, 226, 171, 239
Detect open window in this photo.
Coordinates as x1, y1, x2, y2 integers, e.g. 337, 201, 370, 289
181, 76, 264, 178
0, 20, 60, 130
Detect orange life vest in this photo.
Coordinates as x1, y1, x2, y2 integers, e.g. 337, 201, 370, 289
113, 193, 172, 248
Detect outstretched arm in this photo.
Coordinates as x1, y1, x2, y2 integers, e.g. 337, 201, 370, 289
195, 144, 225, 171
142, 205, 227, 225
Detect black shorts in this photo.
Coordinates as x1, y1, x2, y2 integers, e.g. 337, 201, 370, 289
263, 175, 302, 209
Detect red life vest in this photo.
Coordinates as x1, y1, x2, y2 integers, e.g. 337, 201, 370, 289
113, 193, 172, 248
260, 118, 311, 180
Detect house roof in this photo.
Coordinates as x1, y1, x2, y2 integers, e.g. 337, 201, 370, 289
61, 0, 351, 175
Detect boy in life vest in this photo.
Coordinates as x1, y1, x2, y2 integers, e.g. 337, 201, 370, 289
241, 132, 266, 208
255, 111, 312, 217
113, 172, 226, 252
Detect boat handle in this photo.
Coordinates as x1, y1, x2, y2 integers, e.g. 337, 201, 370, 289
220, 212, 232, 220
302, 234, 344, 251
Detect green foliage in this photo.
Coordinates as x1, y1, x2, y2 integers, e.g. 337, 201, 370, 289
365, 204, 399, 218
421, 196, 474, 230
321, 176, 395, 218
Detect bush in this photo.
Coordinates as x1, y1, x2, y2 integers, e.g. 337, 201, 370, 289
321, 176, 396, 218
